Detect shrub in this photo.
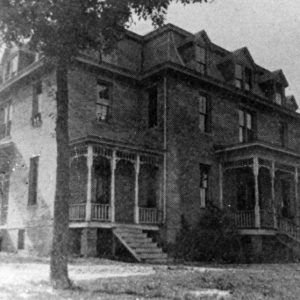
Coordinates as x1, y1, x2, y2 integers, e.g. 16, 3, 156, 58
174, 205, 243, 263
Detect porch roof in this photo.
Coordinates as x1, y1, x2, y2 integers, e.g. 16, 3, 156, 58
215, 141, 300, 167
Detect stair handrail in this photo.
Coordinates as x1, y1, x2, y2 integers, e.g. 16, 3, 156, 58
277, 215, 300, 243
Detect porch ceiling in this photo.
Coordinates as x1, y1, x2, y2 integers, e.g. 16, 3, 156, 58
215, 141, 300, 167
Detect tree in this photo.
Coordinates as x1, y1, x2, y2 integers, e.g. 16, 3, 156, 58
0, 0, 208, 289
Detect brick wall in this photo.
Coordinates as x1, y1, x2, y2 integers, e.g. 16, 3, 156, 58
0, 70, 57, 255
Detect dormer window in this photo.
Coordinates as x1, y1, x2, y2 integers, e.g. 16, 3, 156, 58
195, 46, 206, 74
235, 64, 253, 91
4, 54, 18, 80
244, 68, 252, 91
235, 64, 243, 89
275, 83, 283, 105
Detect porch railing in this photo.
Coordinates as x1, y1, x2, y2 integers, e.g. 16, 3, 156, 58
139, 207, 161, 224
69, 203, 86, 221
234, 210, 255, 228
278, 217, 300, 242
91, 203, 110, 221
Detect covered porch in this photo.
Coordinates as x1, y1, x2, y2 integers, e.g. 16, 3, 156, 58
217, 142, 300, 235
68, 142, 164, 227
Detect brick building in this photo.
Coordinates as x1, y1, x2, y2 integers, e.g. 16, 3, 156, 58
0, 24, 299, 261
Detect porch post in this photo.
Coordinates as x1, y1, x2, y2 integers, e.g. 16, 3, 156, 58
219, 163, 223, 209
271, 161, 277, 228
86, 145, 93, 221
110, 150, 116, 223
253, 157, 260, 228
295, 167, 299, 225
134, 155, 140, 224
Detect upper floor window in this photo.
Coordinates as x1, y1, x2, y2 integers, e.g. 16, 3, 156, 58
279, 121, 288, 147
96, 82, 110, 122
199, 163, 210, 208
195, 46, 207, 74
0, 103, 12, 140
238, 109, 254, 143
235, 64, 243, 89
235, 64, 253, 91
32, 81, 42, 127
148, 86, 158, 128
275, 83, 283, 105
4, 55, 18, 80
244, 68, 252, 91
198, 94, 211, 133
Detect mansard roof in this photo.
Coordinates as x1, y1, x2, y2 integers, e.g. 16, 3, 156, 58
259, 69, 289, 87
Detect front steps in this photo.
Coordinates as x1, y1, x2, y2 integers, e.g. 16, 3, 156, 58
113, 226, 168, 263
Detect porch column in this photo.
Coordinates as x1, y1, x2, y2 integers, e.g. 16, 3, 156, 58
134, 155, 140, 224
86, 145, 93, 221
253, 157, 260, 228
219, 163, 223, 209
271, 161, 277, 228
110, 150, 116, 223
295, 167, 299, 225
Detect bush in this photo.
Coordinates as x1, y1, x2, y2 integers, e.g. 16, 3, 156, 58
174, 205, 243, 263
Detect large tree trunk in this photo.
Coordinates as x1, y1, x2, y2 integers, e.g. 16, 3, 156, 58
50, 63, 71, 289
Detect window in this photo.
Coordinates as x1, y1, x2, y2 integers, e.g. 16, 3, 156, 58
28, 156, 39, 206
18, 229, 25, 250
4, 55, 18, 80
275, 83, 283, 105
148, 86, 158, 128
279, 121, 288, 147
244, 68, 252, 91
235, 65, 253, 91
198, 94, 211, 133
238, 109, 254, 143
96, 82, 110, 121
200, 164, 210, 208
32, 81, 42, 127
0, 103, 12, 139
195, 46, 207, 74
235, 64, 243, 89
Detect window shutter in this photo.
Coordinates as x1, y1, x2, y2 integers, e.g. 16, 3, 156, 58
206, 97, 212, 133
28, 156, 39, 206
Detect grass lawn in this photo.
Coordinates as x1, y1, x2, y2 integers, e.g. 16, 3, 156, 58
0, 253, 300, 299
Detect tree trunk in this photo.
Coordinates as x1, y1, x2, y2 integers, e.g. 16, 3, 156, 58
50, 63, 71, 289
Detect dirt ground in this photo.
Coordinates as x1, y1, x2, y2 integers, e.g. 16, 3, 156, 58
1, 253, 300, 299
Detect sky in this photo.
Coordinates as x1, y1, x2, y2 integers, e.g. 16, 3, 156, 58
129, 0, 300, 109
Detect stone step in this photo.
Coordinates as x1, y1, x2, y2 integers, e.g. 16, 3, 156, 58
127, 242, 158, 249
142, 258, 169, 264
120, 237, 153, 245
139, 252, 168, 260
114, 227, 144, 234
115, 232, 148, 239
135, 247, 163, 254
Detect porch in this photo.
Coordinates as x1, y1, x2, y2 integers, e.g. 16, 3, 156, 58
217, 142, 300, 236
68, 143, 164, 227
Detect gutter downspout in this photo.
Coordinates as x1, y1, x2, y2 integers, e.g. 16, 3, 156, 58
163, 74, 167, 223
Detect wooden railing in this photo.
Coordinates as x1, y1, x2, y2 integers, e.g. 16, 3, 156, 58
91, 204, 110, 221
69, 203, 86, 221
234, 210, 255, 228
278, 217, 300, 242
139, 207, 161, 224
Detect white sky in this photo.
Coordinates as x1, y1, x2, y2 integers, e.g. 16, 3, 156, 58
130, 0, 300, 109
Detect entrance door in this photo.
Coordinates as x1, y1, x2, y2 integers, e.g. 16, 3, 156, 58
115, 160, 135, 223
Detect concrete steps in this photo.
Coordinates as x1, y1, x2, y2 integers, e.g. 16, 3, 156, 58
113, 226, 168, 263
